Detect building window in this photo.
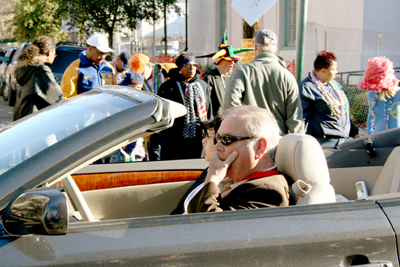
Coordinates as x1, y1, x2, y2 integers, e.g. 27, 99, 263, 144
285, 0, 296, 47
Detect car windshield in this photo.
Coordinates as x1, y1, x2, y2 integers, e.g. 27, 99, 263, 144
0, 91, 136, 175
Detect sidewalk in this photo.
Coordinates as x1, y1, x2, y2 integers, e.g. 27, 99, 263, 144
0, 98, 13, 130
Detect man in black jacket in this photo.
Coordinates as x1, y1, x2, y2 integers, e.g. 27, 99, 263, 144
203, 57, 237, 116
156, 52, 213, 160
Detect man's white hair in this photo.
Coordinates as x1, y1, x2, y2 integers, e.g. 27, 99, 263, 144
255, 37, 277, 54
222, 105, 280, 162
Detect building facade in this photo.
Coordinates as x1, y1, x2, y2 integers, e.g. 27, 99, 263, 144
185, 0, 400, 80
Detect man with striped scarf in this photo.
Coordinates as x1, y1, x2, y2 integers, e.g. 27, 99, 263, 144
155, 52, 213, 160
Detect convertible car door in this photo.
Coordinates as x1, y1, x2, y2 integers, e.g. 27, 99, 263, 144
377, 194, 400, 266
1, 199, 398, 266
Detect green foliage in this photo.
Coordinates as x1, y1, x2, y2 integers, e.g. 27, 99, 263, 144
12, 0, 69, 42
11, 0, 179, 45
341, 83, 369, 124
57, 0, 180, 47
0, 38, 17, 43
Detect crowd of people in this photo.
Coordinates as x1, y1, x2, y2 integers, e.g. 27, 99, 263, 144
12, 30, 400, 156
10, 30, 400, 214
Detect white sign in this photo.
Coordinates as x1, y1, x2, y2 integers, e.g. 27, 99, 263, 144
62, 20, 78, 33
231, 0, 278, 26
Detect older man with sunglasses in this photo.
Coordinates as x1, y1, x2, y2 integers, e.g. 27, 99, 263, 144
188, 105, 289, 213
61, 33, 117, 98
170, 114, 222, 215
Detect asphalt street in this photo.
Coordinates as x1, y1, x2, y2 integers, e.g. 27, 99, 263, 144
0, 98, 13, 130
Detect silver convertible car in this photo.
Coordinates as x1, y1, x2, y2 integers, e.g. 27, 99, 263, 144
1, 85, 400, 266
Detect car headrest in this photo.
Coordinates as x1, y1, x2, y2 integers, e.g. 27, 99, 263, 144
275, 134, 330, 185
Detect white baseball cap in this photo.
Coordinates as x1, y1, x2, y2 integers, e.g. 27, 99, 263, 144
87, 33, 113, 53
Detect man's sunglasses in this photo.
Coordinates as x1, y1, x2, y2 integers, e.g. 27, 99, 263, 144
216, 133, 252, 146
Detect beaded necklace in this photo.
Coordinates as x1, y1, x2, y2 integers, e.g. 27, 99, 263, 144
309, 70, 349, 118
370, 92, 393, 134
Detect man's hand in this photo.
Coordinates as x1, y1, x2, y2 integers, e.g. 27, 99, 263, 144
205, 151, 238, 185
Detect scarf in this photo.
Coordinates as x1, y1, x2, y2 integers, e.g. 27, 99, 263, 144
144, 63, 160, 94
177, 81, 207, 138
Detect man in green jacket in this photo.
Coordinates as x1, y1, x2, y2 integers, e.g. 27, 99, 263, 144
222, 29, 304, 135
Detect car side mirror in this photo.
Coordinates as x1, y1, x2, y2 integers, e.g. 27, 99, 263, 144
1, 188, 68, 236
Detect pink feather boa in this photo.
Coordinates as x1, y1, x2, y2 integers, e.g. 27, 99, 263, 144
359, 57, 398, 92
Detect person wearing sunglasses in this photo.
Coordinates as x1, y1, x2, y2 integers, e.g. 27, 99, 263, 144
61, 33, 117, 98
170, 115, 222, 215
155, 51, 213, 160
187, 105, 289, 213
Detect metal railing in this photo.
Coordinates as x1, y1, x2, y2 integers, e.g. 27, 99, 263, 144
336, 68, 400, 125
337, 67, 400, 88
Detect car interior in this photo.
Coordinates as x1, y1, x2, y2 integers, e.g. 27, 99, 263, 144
57, 132, 400, 223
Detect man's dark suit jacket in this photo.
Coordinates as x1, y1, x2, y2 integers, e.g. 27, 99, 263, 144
170, 168, 208, 215
187, 174, 289, 213
202, 68, 227, 117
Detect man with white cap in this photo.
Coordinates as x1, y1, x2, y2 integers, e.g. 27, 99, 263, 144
61, 33, 117, 98
222, 29, 304, 135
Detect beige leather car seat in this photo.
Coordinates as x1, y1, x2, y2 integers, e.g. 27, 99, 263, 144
370, 146, 400, 196
275, 134, 336, 205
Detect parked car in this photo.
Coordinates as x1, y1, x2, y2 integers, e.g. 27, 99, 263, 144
0, 49, 6, 60
51, 44, 87, 84
2, 41, 31, 106
0, 47, 17, 97
0, 85, 400, 266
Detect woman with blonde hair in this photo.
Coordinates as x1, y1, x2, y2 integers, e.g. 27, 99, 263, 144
13, 35, 63, 121
359, 57, 400, 134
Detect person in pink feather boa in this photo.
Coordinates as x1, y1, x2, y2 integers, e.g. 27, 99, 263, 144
359, 57, 400, 134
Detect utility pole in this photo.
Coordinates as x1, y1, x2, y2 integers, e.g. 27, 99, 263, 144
67, 2, 78, 43
185, 0, 188, 51
219, 0, 226, 45
296, 0, 308, 83
70, 32, 78, 43
163, 0, 167, 55
153, 0, 156, 56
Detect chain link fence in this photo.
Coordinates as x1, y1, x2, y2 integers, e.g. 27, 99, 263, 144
304, 23, 400, 125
